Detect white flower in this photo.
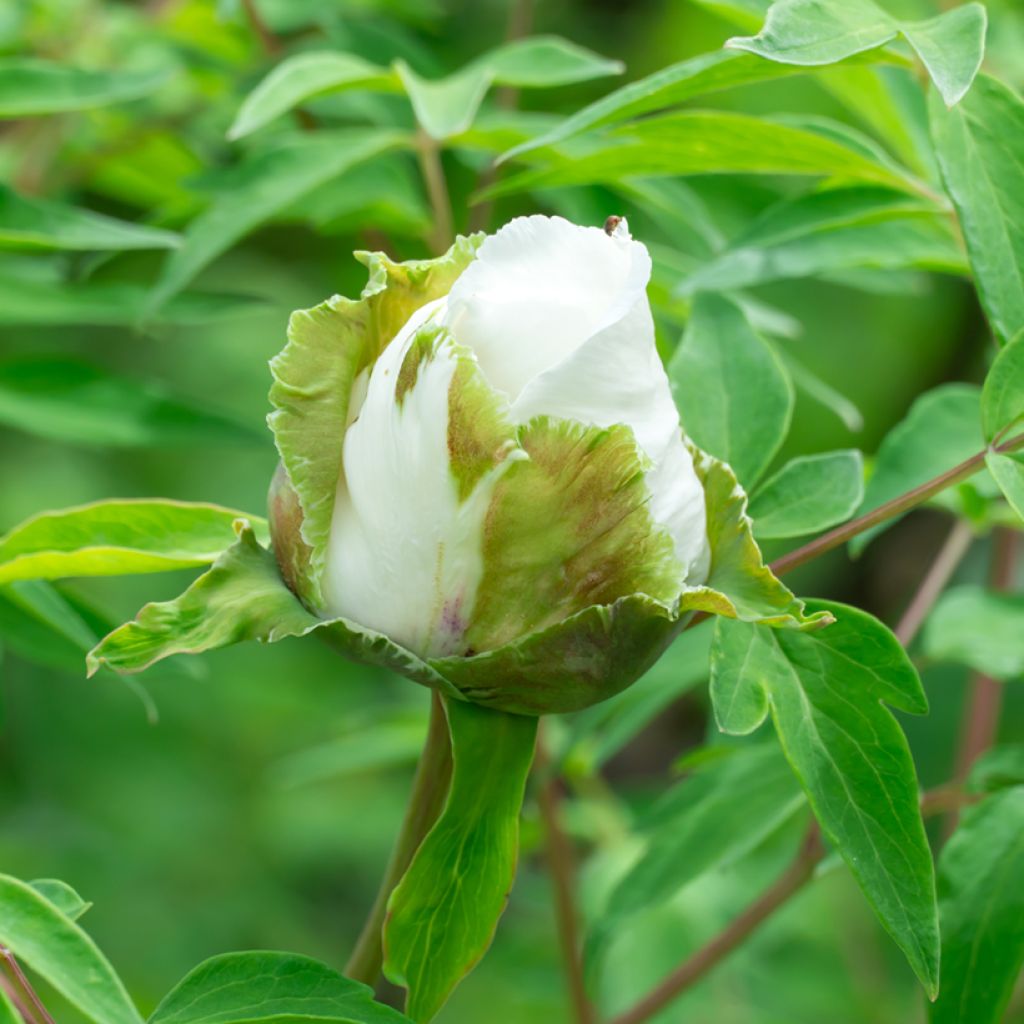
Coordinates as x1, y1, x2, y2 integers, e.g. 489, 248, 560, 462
316, 215, 709, 658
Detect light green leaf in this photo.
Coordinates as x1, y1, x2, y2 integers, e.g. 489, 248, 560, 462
383, 698, 537, 1023
589, 741, 805, 967
852, 383, 983, 554
488, 110, 923, 199
710, 603, 938, 995
931, 788, 1024, 1024
0, 874, 142, 1024
228, 51, 399, 140
749, 450, 864, 539
930, 75, 1024, 345
678, 187, 964, 293
986, 451, 1024, 522
400, 37, 622, 140
728, 0, 986, 107
0, 499, 266, 585
0, 274, 266, 326
0, 358, 261, 448
0, 186, 179, 251
149, 950, 412, 1023
967, 746, 1024, 795
923, 584, 1024, 680
982, 328, 1024, 441
0, 59, 167, 117
147, 129, 403, 312
669, 294, 793, 488
28, 880, 91, 922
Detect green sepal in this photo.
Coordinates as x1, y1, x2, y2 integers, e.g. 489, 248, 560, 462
382, 698, 538, 1022
268, 235, 483, 609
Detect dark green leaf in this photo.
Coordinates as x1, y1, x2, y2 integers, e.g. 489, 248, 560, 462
931, 788, 1024, 1024
710, 603, 938, 995
228, 51, 399, 140
852, 384, 983, 554
749, 450, 864, 539
0, 988, 18, 1024
0, 59, 168, 116
0, 873, 141, 1024
29, 879, 92, 922
147, 129, 402, 312
981, 328, 1024, 441
383, 699, 537, 1022
149, 950, 412, 1023
728, 0, 986, 107
967, 746, 1024, 794
0, 580, 101, 671
0, 499, 266, 584
670, 294, 793, 488
923, 585, 1024, 680
0, 358, 261, 448
930, 75, 1024, 344
0, 186, 179, 251
780, 351, 865, 432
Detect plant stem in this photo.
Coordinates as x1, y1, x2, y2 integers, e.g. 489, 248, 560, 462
945, 527, 1019, 835
416, 128, 455, 253
240, 0, 280, 55
344, 692, 452, 985
535, 731, 596, 1024
0, 950, 54, 1024
895, 519, 975, 647
769, 432, 1024, 579
608, 825, 824, 1024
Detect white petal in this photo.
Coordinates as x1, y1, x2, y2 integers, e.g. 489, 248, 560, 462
443, 214, 649, 401
321, 298, 503, 657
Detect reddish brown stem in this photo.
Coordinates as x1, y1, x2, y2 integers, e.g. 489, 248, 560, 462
0, 950, 54, 1024
536, 732, 596, 1024
240, 0, 280, 55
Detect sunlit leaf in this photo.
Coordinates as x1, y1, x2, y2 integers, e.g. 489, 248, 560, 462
711, 603, 938, 996
0, 59, 168, 116
749, 450, 864, 539
669, 294, 793, 488
930, 75, 1024, 344
149, 951, 411, 1023
931, 788, 1024, 1024
0, 499, 267, 584
923, 585, 1024, 680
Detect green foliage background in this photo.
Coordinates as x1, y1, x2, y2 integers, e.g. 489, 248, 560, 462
1, 0, 1023, 1021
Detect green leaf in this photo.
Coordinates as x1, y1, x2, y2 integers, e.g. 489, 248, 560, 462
931, 788, 1024, 1024
930, 75, 1024, 345
678, 187, 964, 293
0, 274, 267, 326
710, 603, 939, 995
28, 880, 91, 922
488, 110, 923, 199
0, 499, 267, 585
728, 0, 986, 107
985, 451, 1024, 522
0, 874, 142, 1024
0, 580, 102, 671
399, 37, 622, 140
149, 950, 412, 1023
0, 358, 261, 447
590, 741, 805, 965
982, 328, 1024, 441
0, 987, 19, 1024
923, 585, 1024, 680
499, 48, 884, 164
780, 351, 865, 432
228, 51, 399, 140
669, 294, 793, 488
749, 450, 864, 539
852, 383, 983, 554
147, 129, 403, 312
383, 698, 537, 1022
967, 746, 1024, 794
0, 186, 179, 251
0, 59, 168, 117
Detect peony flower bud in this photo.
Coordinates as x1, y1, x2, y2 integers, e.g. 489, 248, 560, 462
267, 215, 820, 714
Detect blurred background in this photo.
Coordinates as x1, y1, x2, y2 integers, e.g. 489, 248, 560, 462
1, 1, 1023, 1021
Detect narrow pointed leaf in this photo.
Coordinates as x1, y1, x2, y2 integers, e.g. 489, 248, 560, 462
28, 880, 91, 922
710, 603, 939, 995
383, 699, 537, 1022
0, 59, 167, 116
986, 451, 1024, 522
0, 874, 142, 1024
981, 328, 1024, 441
0, 499, 267, 584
